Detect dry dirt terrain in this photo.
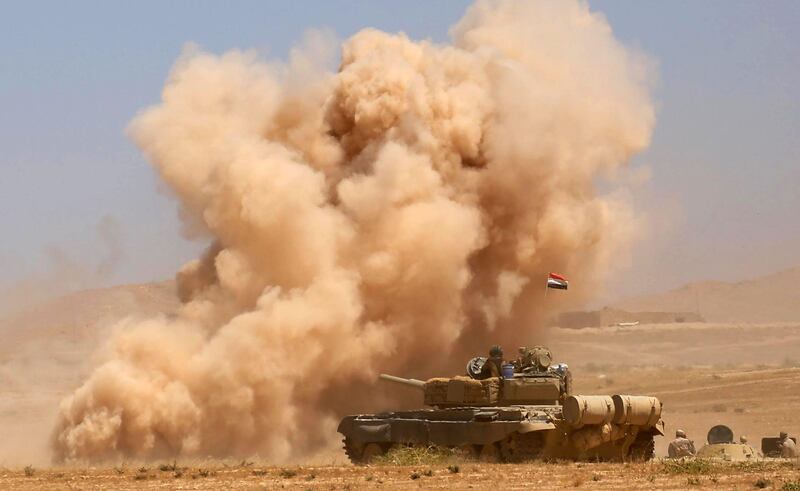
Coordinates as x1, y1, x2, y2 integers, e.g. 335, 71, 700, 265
1, 460, 799, 490
1, 273, 799, 488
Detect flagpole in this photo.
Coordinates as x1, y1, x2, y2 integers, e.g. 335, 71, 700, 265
544, 274, 548, 297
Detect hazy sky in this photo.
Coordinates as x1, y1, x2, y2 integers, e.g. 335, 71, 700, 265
1, 1, 798, 303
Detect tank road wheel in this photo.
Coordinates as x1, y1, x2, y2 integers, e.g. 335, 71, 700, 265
343, 438, 389, 465
499, 432, 545, 463
627, 433, 655, 462
479, 442, 500, 463
361, 443, 386, 463
458, 444, 480, 460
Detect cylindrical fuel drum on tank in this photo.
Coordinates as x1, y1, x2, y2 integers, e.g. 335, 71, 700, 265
611, 395, 662, 427
563, 395, 615, 427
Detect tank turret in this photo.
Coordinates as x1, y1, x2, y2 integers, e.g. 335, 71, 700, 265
382, 345, 571, 408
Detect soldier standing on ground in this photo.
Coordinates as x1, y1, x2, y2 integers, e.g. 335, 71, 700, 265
479, 345, 504, 379
778, 431, 798, 458
668, 429, 696, 458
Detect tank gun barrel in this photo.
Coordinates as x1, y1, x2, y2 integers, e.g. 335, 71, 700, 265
379, 373, 425, 390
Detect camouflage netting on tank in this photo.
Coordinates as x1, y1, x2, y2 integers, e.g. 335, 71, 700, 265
424, 376, 500, 406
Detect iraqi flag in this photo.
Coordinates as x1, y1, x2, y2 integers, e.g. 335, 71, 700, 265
546, 272, 568, 290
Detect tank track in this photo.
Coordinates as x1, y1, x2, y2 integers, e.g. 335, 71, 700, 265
499, 431, 545, 462
627, 433, 655, 461
343, 437, 392, 465
343, 432, 655, 464
343, 437, 363, 464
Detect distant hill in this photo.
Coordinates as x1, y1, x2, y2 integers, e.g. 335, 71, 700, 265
0, 280, 178, 357
613, 266, 800, 323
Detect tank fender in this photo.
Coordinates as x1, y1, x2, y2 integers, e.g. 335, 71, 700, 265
651, 420, 665, 436
340, 420, 391, 443
518, 421, 556, 433
473, 411, 499, 422
630, 419, 665, 436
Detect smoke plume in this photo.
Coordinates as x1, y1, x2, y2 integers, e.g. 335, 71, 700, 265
52, 0, 654, 461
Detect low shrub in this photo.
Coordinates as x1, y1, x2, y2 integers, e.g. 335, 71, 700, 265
373, 445, 463, 466
754, 477, 770, 488
661, 459, 714, 475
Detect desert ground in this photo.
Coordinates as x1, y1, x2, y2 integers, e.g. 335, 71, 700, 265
1, 460, 799, 490
1, 276, 800, 487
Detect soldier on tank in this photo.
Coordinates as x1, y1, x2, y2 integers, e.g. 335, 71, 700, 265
739, 435, 759, 456
514, 346, 530, 370
478, 345, 504, 379
667, 429, 696, 458
777, 431, 798, 458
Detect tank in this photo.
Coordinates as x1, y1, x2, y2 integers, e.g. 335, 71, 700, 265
338, 346, 665, 464
695, 425, 762, 461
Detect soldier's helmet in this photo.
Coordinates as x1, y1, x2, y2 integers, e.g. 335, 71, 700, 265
489, 345, 503, 357
740, 436, 748, 444
676, 429, 686, 438
780, 431, 788, 439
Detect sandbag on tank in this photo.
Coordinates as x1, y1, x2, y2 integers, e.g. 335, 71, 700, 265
424, 376, 500, 406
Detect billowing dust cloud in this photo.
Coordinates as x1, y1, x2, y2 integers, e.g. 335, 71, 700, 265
52, 0, 654, 461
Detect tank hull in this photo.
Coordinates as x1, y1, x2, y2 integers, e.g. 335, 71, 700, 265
338, 405, 662, 464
